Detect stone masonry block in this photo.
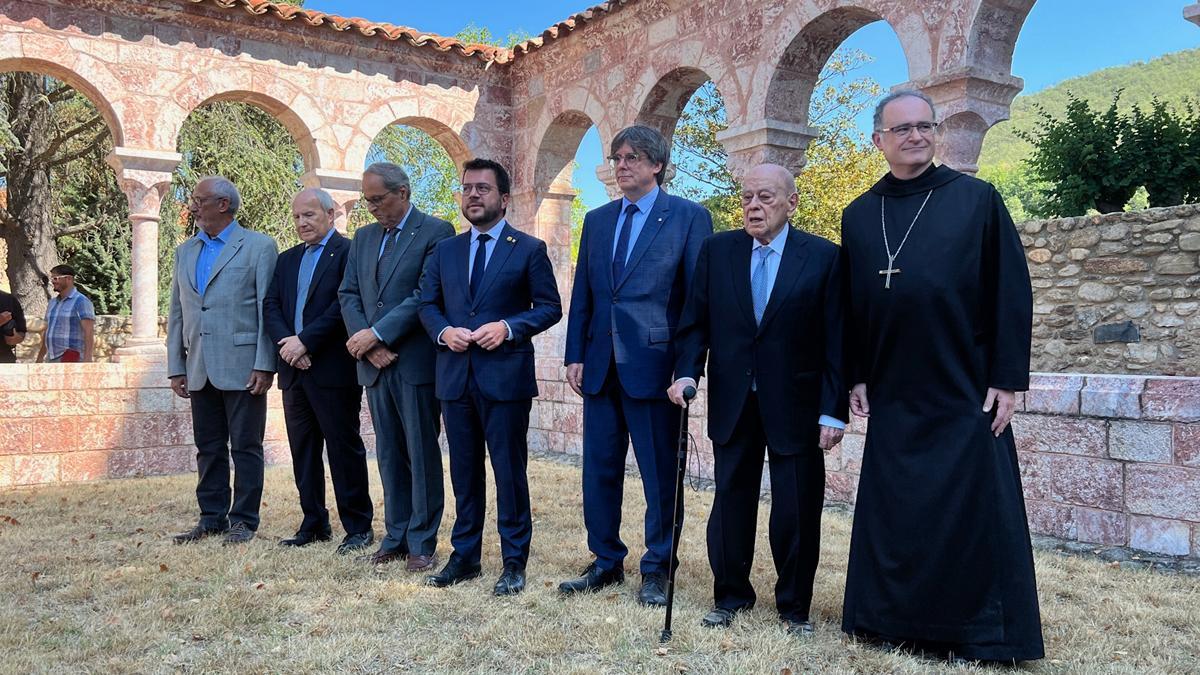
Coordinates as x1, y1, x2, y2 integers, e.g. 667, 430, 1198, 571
1017, 451, 1052, 501
1013, 415, 1107, 457
135, 388, 176, 413
824, 471, 859, 505
1025, 374, 1082, 414
1025, 499, 1074, 539
141, 446, 193, 476
1176, 423, 1200, 467
1108, 421, 1173, 463
107, 449, 146, 478
11, 453, 59, 485
27, 363, 124, 390
1080, 375, 1144, 419
60, 450, 112, 482
30, 416, 123, 453
0, 456, 11, 488
0, 365, 29, 392
1050, 455, 1124, 511
1128, 515, 1191, 556
840, 433, 864, 474
0, 391, 60, 418
1126, 464, 1200, 521
0, 419, 33, 453
1141, 377, 1200, 423
1072, 506, 1127, 546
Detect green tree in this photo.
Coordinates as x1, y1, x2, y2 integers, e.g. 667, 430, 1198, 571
1126, 98, 1199, 208
1019, 92, 1139, 216
670, 49, 884, 241
349, 126, 460, 231
976, 161, 1049, 224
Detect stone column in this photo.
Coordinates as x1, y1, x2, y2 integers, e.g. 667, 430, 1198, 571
106, 147, 182, 361
302, 169, 363, 232
903, 72, 1024, 175
1187, 4, 1200, 26
716, 118, 819, 178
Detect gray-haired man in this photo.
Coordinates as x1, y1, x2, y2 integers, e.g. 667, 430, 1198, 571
339, 162, 455, 570
169, 176, 278, 546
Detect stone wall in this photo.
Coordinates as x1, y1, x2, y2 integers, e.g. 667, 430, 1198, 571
0, 360, 375, 485
1023, 204, 1200, 376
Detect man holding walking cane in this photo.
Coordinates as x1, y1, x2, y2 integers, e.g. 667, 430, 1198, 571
669, 163, 847, 635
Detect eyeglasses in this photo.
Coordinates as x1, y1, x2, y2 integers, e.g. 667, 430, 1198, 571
188, 195, 223, 208
876, 122, 939, 137
607, 152, 645, 167
50, 275, 73, 282
461, 183, 496, 196
362, 189, 397, 207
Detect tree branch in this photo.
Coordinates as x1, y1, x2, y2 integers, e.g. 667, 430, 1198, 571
47, 130, 108, 168
33, 114, 105, 166
55, 219, 104, 237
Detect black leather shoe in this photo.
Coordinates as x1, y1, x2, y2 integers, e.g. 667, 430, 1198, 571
222, 522, 255, 546
638, 572, 668, 607
784, 619, 815, 637
426, 555, 482, 588
172, 522, 227, 544
558, 562, 625, 595
493, 564, 526, 596
280, 528, 332, 547
336, 531, 374, 555
701, 606, 745, 628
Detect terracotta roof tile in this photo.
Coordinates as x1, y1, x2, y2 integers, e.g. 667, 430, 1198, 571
185, 0, 511, 63
512, 1, 631, 57
184, 0, 634, 63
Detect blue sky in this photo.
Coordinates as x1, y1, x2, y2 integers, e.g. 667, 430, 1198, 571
307, 0, 1200, 208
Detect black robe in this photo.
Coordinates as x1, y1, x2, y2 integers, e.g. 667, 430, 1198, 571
839, 164, 1044, 662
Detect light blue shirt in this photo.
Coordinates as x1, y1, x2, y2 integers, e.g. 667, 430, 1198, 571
44, 288, 96, 360
295, 228, 336, 334
612, 186, 660, 263
195, 220, 236, 294
750, 228, 845, 431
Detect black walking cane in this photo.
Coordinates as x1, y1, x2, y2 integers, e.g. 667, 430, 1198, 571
660, 384, 696, 644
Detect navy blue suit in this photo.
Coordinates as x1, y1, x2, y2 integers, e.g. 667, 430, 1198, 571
564, 189, 712, 574
263, 231, 373, 536
419, 222, 562, 568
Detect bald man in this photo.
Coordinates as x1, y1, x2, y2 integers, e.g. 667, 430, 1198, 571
670, 164, 847, 635
264, 188, 374, 554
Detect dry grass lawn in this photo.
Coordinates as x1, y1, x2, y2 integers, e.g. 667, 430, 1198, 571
1, 456, 1198, 674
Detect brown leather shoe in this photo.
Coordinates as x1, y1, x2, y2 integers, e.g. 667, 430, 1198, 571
406, 553, 438, 572
357, 549, 407, 566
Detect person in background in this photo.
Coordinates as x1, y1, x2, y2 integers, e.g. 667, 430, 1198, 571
36, 264, 95, 363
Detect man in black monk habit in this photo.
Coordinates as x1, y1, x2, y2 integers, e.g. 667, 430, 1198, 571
669, 164, 846, 636
839, 90, 1043, 664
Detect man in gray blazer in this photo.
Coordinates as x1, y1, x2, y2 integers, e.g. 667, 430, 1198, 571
340, 162, 455, 570
168, 176, 278, 546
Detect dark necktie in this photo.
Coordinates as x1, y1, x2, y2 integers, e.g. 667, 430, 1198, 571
376, 227, 397, 286
469, 233, 492, 299
611, 203, 639, 283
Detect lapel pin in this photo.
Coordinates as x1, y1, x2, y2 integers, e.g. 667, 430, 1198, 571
506, 236, 516, 243
658, 217, 663, 222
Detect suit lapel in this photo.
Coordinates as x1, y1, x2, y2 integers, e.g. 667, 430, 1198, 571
730, 231, 755, 327
472, 226, 519, 309
594, 201, 619, 291
202, 223, 245, 296
616, 189, 670, 290
305, 232, 342, 303
183, 237, 203, 293
379, 208, 424, 289
364, 223, 384, 290
454, 232, 472, 306
757, 227, 809, 335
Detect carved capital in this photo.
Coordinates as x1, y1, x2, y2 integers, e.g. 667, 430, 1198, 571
302, 169, 364, 232
716, 119, 819, 179
105, 147, 180, 218
1186, 3, 1200, 26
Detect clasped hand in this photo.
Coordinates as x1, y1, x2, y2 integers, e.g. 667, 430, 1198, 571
444, 321, 507, 353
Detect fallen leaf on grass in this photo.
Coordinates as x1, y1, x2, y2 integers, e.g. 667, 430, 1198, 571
159, 564, 169, 572
654, 647, 670, 656
254, 582, 265, 590
161, 607, 176, 620
719, 637, 736, 652
31, 571, 40, 583
781, 669, 793, 675
191, 634, 205, 642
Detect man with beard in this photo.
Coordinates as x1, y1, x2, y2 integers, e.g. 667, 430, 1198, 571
340, 163, 455, 571
839, 90, 1043, 664
418, 159, 561, 595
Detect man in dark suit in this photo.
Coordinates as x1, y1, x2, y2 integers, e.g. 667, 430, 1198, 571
561, 125, 713, 605
339, 162, 455, 571
669, 163, 847, 636
263, 188, 373, 555
418, 159, 562, 596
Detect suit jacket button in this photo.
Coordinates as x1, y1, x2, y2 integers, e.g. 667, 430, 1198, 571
377, 302, 384, 308
201, 307, 208, 311
607, 330, 612, 335
746, 369, 752, 376
469, 311, 476, 317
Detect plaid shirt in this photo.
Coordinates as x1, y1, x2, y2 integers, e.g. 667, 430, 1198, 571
44, 289, 96, 359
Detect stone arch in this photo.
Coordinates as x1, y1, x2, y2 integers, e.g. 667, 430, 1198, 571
533, 110, 597, 194
633, 55, 741, 143
965, 0, 1036, 76
0, 57, 123, 146
350, 97, 474, 174
187, 89, 321, 172
765, 6, 916, 130
935, 109, 989, 174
